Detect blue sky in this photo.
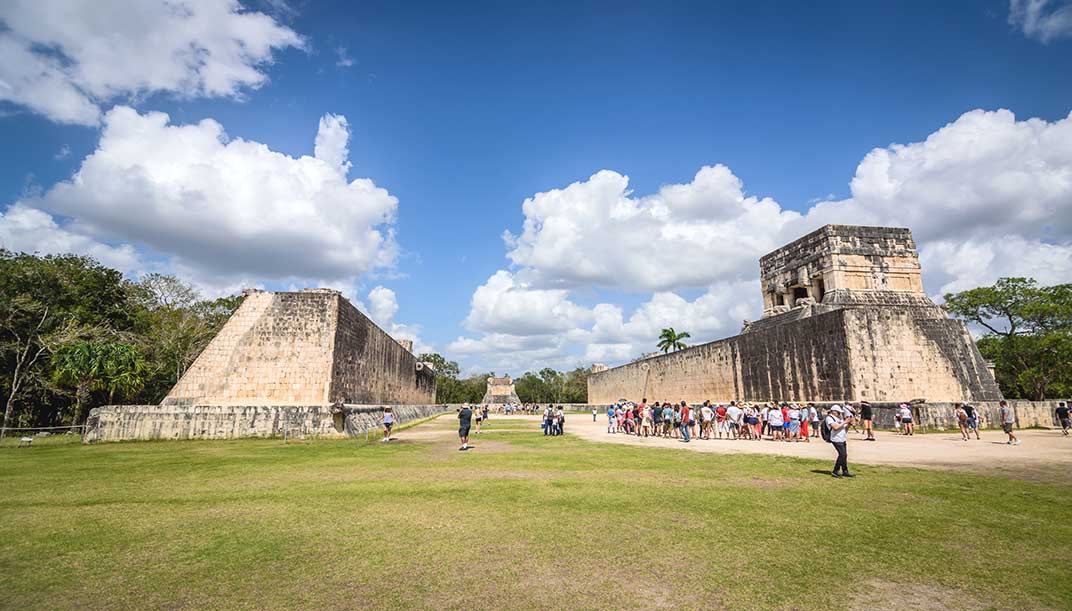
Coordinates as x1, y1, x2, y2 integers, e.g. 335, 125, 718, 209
1, 0, 1071, 375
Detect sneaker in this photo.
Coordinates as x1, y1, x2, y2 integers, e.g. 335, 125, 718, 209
1013, 440, 1021, 446
1007, 441, 1012, 445
842, 473, 856, 478
831, 472, 842, 478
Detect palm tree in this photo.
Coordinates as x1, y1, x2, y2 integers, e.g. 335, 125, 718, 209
52, 340, 146, 424
657, 328, 691, 353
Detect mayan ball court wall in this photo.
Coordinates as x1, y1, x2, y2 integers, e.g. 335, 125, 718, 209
588, 225, 1004, 405
87, 289, 439, 442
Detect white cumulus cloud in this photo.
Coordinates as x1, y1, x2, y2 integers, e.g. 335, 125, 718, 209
0, 0, 303, 125
4, 105, 399, 292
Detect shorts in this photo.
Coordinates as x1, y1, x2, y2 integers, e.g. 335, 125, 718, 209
384, 422, 393, 431
729, 422, 739, 430
746, 417, 758, 426
782, 422, 790, 430
1061, 418, 1071, 429
966, 417, 978, 429
902, 417, 913, 424
1002, 423, 1014, 434
459, 426, 471, 438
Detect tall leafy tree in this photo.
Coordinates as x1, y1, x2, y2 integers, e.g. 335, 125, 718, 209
945, 278, 1072, 400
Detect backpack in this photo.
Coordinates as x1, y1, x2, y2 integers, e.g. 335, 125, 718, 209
820, 418, 833, 443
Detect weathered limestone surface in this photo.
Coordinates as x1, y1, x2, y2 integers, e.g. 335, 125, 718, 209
85, 403, 447, 442
588, 225, 1003, 404
163, 289, 435, 407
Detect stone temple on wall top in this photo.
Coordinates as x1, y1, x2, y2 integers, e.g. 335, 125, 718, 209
481, 376, 521, 405
588, 225, 1003, 404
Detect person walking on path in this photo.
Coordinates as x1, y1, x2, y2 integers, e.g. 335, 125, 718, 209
592, 406, 598, 422
956, 404, 971, 441
860, 401, 876, 441
825, 405, 855, 478
963, 403, 981, 440
679, 401, 691, 442
1055, 402, 1070, 437
1000, 400, 1020, 445
458, 404, 473, 451
381, 407, 395, 442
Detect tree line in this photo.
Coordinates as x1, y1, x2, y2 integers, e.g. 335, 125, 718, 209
416, 353, 590, 404
1, 250, 241, 431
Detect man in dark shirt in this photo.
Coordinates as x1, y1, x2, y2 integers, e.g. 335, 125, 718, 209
963, 403, 981, 440
860, 401, 876, 441
458, 404, 473, 451
1056, 402, 1070, 437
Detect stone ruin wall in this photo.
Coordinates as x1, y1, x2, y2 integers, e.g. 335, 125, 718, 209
163, 291, 337, 406
163, 289, 435, 408
330, 296, 437, 405
85, 403, 447, 443
588, 225, 1003, 405
588, 301, 1000, 405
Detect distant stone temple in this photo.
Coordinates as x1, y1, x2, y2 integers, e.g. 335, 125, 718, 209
481, 375, 521, 405
588, 225, 1003, 404
86, 289, 440, 442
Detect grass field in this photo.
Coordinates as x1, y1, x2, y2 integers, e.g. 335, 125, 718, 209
1, 414, 1069, 610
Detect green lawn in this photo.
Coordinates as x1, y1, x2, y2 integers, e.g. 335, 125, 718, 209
1, 415, 1068, 610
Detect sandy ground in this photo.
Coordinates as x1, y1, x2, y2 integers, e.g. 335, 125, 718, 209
421, 413, 1072, 481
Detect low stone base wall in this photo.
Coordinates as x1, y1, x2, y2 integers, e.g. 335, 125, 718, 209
84, 403, 449, 443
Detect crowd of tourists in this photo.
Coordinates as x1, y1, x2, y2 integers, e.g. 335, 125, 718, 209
603, 398, 875, 443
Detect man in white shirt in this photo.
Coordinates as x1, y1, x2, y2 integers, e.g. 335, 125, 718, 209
767, 405, 784, 441
726, 402, 743, 440
825, 405, 855, 478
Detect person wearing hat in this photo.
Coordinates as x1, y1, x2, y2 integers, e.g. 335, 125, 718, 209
458, 403, 473, 451
825, 405, 855, 478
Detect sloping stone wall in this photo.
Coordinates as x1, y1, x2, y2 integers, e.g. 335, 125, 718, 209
162, 289, 435, 407
84, 403, 449, 443
330, 296, 437, 405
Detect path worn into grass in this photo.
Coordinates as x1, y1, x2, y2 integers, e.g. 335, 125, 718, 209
463, 414, 1072, 481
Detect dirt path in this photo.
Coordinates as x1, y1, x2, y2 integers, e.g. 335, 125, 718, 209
572, 413, 1072, 480
427, 413, 1070, 481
